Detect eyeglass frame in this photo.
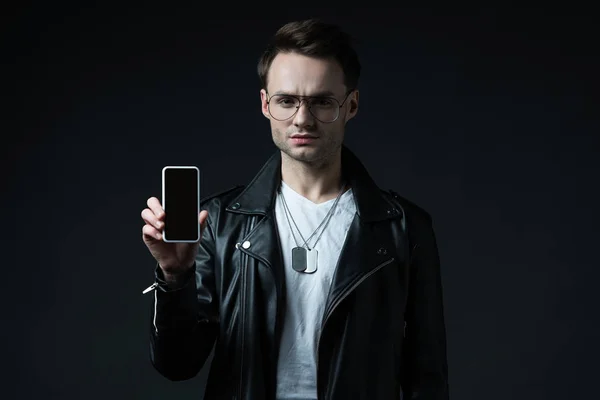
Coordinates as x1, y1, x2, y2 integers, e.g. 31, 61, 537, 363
265, 88, 355, 123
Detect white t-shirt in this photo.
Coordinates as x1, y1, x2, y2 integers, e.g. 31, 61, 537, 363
274, 180, 356, 399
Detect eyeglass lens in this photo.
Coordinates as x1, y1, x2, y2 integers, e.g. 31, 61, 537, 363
268, 95, 339, 122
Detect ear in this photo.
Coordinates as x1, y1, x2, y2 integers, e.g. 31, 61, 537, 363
344, 89, 359, 123
260, 89, 270, 120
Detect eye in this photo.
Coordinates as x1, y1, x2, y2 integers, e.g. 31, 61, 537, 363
274, 96, 296, 106
314, 98, 334, 107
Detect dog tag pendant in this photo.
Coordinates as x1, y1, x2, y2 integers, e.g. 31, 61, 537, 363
305, 248, 318, 273
292, 247, 308, 272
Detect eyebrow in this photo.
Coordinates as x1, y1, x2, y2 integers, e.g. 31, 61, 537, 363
272, 90, 336, 97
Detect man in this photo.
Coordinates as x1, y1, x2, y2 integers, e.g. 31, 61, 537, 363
141, 18, 449, 399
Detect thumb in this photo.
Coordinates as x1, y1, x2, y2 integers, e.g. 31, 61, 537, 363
199, 210, 209, 228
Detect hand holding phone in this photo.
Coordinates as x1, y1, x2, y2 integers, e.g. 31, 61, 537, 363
141, 166, 206, 282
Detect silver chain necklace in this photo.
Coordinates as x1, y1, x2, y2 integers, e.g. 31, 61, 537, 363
278, 180, 346, 273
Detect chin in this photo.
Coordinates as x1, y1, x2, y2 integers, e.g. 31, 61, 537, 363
289, 147, 324, 163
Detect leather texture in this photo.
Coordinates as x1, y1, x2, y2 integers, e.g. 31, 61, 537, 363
149, 145, 449, 399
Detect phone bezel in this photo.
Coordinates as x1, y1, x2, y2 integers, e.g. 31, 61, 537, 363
161, 166, 200, 243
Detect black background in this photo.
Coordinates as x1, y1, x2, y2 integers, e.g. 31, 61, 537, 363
5, 4, 599, 399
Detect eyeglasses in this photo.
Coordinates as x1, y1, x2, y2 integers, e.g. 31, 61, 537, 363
266, 89, 354, 123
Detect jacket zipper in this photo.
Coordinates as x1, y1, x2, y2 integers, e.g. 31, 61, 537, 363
142, 282, 160, 334
143, 282, 158, 294
271, 219, 285, 400
316, 257, 395, 399
237, 215, 256, 400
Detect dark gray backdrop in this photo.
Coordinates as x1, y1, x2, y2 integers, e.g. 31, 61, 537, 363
5, 5, 599, 400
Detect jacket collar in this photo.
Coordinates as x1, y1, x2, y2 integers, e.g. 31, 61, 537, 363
226, 144, 401, 222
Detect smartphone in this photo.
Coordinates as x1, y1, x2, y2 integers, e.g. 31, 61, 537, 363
161, 166, 200, 243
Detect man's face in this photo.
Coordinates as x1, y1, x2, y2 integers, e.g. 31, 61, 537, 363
260, 51, 359, 165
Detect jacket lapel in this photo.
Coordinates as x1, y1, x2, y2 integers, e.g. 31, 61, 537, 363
319, 147, 403, 317
224, 149, 283, 295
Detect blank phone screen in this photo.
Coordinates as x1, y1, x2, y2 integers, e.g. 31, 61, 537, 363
163, 167, 199, 241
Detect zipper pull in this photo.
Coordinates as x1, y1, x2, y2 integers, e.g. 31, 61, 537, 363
142, 282, 158, 294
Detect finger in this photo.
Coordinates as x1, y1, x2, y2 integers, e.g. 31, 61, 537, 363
200, 210, 210, 232
141, 208, 164, 231
147, 197, 165, 221
142, 224, 162, 241
199, 210, 209, 225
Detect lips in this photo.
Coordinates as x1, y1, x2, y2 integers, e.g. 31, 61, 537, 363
291, 135, 318, 139
290, 136, 317, 145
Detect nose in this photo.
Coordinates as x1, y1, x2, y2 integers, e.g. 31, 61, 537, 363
292, 99, 315, 128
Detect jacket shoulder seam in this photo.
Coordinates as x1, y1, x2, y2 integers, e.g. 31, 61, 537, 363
384, 189, 432, 221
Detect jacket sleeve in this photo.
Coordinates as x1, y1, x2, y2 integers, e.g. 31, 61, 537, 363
148, 211, 219, 381
400, 211, 450, 399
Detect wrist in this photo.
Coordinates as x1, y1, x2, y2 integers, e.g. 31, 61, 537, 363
163, 271, 184, 285
159, 262, 195, 289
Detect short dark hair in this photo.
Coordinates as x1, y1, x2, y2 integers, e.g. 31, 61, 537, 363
257, 18, 361, 91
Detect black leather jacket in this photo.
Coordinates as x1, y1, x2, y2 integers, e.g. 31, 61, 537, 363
146, 145, 449, 399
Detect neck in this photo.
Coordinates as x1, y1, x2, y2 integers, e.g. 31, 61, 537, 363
280, 149, 347, 204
